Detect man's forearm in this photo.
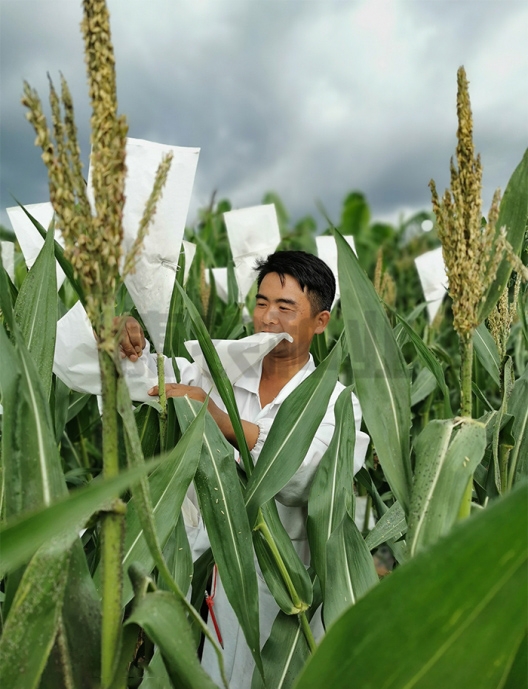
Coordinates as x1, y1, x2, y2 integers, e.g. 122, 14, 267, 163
207, 401, 260, 452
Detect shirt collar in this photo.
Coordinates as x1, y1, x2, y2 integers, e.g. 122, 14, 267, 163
235, 354, 316, 404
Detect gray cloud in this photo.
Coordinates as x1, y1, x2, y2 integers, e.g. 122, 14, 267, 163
1, 0, 527, 233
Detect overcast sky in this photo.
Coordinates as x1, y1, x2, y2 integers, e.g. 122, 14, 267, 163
1, 0, 527, 233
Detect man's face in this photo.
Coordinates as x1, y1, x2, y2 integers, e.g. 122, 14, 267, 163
253, 272, 328, 355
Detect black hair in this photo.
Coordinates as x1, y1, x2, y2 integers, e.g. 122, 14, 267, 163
254, 250, 336, 314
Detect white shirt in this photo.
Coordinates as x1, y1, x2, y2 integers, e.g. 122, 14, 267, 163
167, 351, 369, 688
171, 353, 368, 558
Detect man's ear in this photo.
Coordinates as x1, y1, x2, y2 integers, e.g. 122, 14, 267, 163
314, 310, 331, 334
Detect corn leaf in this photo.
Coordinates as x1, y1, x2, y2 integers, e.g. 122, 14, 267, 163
159, 516, 193, 597
492, 357, 515, 492
407, 418, 487, 556
355, 468, 409, 565
411, 367, 437, 406
134, 402, 161, 459
39, 541, 101, 689
13, 221, 57, 400
294, 482, 528, 689
174, 396, 263, 676
0, 544, 70, 689
479, 148, 528, 321
323, 512, 378, 629
0, 224, 16, 242
503, 632, 528, 689
394, 311, 452, 417
0, 457, 165, 576
245, 341, 341, 526
307, 386, 355, 595
0, 313, 66, 520
126, 591, 221, 689
117, 392, 205, 604
52, 376, 72, 443
251, 613, 311, 689
163, 252, 188, 359
250, 581, 321, 689
253, 500, 314, 614
508, 362, 528, 486
174, 279, 253, 475
473, 322, 501, 387
364, 500, 407, 551
335, 229, 412, 513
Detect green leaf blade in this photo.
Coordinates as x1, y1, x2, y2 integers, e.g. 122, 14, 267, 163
323, 513, 378, 629
14, 221, 57, 399
126, 591, 221, 689
174, 280, 253, 475
364, 499, 407, 551
0, 545, 70, 689
253, 500, 314, 615
473, 322, 501, 387
118, 395, 205, 604
294, 483, 528, 689
479, 149, 528, 321
14, 200, 85, 304
408, 419, 487, 556
0, 322, 66, 520
0, 458, 165, 576
307, 386, 356, 595
335, 229, 412, 513
251, 613, 311, 689
508, 363, 528, 486
245, 341, 341, 525
174, 396, 263, 676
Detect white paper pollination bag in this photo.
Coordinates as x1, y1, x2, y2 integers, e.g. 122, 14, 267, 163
316, 234, 356, 307
205, 267, 229, 304
181, 240, 197, 286
53, 300, 160, 406
87, 137, 200, 353
6, 202, 66, 288
0, 241, 15, 281
414, 247, 448, 323
223, 204, 281, 303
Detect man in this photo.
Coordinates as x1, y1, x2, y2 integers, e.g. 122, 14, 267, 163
121, 250, 369, 687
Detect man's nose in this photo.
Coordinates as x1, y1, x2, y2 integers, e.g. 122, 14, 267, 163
262, 305, 279, 324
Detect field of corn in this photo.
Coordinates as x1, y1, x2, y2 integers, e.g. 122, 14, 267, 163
0, 1, 527, 688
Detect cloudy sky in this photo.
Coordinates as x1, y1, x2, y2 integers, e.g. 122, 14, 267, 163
1, 0, 527, 233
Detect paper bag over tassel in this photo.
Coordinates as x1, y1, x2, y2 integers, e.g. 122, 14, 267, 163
87, 137, 200, 353
414, 247, 447, 323
316, 234, 356, 307
6, 202, 66, 287
223, 204, 281, 303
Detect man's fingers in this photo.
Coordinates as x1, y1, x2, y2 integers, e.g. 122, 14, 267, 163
115, 316, 146, 361
148, 384, 188, 399
125, 317, 146, 354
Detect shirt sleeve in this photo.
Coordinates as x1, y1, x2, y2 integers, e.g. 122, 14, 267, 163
251, 387, 369, 507
139, 339, 202, 386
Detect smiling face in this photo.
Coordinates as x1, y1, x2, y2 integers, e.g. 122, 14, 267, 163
253, 272, 330, 360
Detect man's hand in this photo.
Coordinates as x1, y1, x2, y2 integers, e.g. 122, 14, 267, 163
116, 316, 146, 362
149, 383, 260, 451
148, 383, 207, 403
